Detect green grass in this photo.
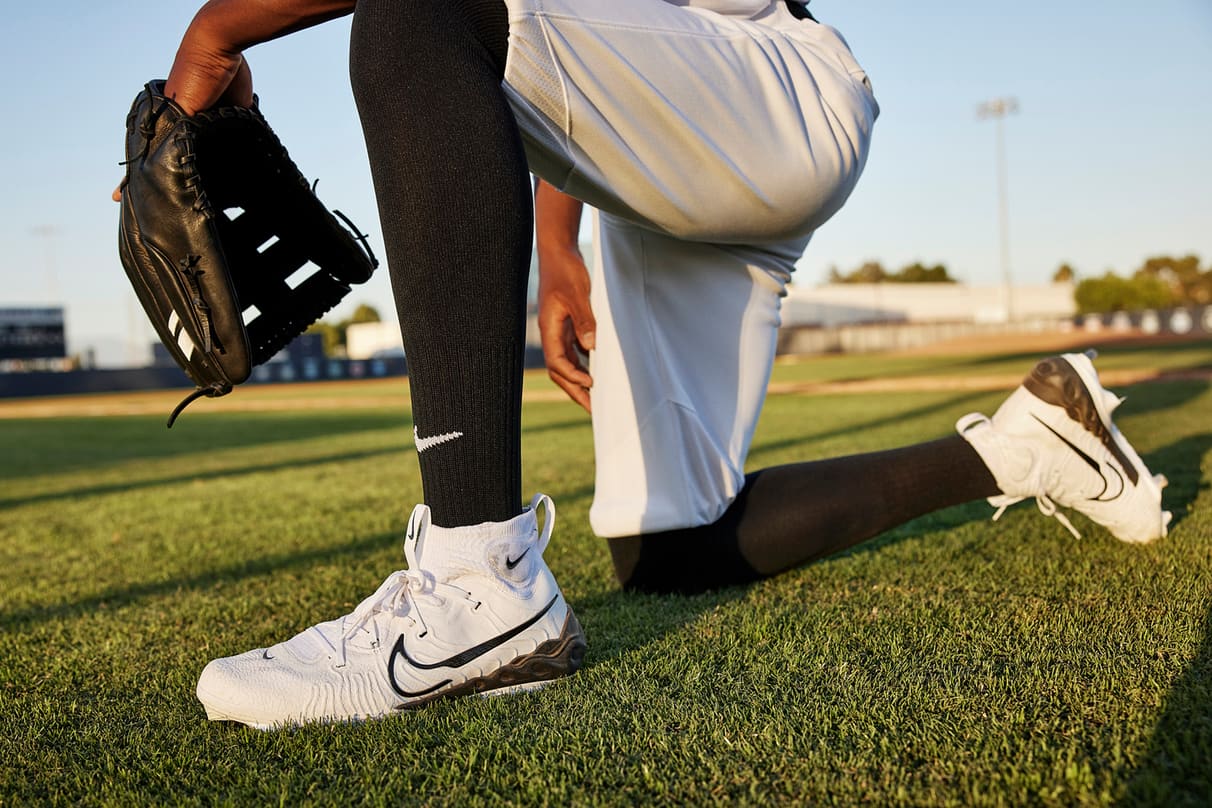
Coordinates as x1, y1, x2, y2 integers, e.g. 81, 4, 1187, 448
1, 342, 1210, 806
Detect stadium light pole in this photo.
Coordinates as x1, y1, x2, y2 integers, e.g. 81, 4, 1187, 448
977, 97, 1018, 322
30, 224, 60, 301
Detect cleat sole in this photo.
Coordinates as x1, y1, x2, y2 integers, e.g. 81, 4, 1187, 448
398, 608, 587, 710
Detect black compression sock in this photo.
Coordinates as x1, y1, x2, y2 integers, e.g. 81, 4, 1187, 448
610, 435, 1000, 594
349, 0, 527, 527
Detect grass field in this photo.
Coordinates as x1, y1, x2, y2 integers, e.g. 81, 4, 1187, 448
2, 339, 1210, 805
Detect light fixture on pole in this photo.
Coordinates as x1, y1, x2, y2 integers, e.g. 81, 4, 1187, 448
977, 97, 1018, 322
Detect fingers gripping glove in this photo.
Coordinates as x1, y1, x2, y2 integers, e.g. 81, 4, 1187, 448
118, 80, 378, 426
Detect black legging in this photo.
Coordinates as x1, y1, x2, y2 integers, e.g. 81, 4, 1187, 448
350, 0, 527, 527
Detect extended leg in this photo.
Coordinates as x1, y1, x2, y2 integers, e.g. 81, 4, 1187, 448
612, 353, 1172, 594
610, 437, 998, 594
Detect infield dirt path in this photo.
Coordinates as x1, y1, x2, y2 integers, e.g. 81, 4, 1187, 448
1, 331, 1207, 419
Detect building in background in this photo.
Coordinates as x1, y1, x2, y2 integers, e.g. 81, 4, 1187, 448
776, 282, 1078, 355
346, 321, 406, 360
781, 282, 1075, 328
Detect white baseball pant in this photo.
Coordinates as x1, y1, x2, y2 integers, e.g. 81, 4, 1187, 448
502, 0, 879, 536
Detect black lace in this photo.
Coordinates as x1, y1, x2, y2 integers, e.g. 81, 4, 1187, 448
167, 382, 232, 428
333, 208, 380, 269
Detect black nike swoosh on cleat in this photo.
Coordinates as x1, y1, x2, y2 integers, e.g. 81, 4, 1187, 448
1031, 414, 1125, 502
386, 595, 559, 698
505, 549, 530, 570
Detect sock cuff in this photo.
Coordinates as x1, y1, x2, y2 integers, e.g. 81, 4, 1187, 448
420, 505, 537, 573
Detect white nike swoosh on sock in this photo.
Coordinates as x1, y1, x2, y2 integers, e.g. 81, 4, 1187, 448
414, 427, 464, 453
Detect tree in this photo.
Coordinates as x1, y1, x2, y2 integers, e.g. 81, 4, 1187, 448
1134, 254, 1210, 305
829, 260, 957, 284
1074, 272, 1175, 314
349, 304, 382, 324
890, 262, 956, 283
850, 261, 888, 283
1052, 263, 1076, 283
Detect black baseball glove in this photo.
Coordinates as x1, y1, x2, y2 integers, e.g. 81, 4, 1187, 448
118, 80, 378, 426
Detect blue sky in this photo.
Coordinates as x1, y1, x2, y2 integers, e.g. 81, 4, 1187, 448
2, 0, 1210, 365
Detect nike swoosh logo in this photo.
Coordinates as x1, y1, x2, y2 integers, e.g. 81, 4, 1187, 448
413, 427, 464, 454
1032, 415, 1125, 502
505, 549, 530, 570
387, 595, 559, 698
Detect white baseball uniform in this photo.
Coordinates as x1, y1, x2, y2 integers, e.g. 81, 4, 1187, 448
502, 0, 879, 536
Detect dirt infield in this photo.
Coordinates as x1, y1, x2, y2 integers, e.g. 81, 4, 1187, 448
0, 379, 410, 419
765, 367, 1210, 396
2, 331, 1207, 419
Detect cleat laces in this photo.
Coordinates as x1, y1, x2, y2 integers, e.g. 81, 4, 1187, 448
314, 523, 455, 667
989, 493, 1081, 539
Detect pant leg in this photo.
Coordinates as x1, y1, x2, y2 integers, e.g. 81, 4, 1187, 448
587, 211, 808, 536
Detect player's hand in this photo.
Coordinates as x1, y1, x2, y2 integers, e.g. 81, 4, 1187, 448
164, 43, 254, 117
114, 9, 256, 203
112, 52, 250, 202
538, 243, 596, 412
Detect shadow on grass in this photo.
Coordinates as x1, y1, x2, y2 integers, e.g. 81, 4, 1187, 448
565, 500, 986, 673
0, 530, 401, 633
0, 444, 411, 510
1116, 430, 1212, 803
752, 389, 994, 458
3, 473, 603, 635
572, 429, 1211, 673
1118, 605, 1212, 805
0, 411, 413, 481
1117, 378, 1211, 421
1, 416, 590, 511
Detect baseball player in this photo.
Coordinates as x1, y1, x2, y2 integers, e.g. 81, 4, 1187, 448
143, 0, 1169, 729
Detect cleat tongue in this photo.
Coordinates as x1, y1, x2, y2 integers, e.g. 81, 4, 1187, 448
1084, 348, 1099, 360
1154, 473, 1169, 489
1163, 510, 1173, 528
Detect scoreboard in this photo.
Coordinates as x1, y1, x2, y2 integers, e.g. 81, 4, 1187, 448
0, 308, 66, 360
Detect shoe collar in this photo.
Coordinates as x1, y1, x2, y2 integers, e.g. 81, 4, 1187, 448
405, 493, 555, 576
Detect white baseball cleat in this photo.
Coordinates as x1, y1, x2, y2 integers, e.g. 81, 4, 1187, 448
957, 352, 1171, 543
196, 493, 586, 729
